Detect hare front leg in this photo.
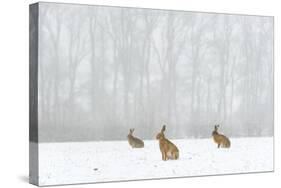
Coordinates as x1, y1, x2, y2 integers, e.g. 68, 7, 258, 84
162, 149, 168, 161
161, 150, 165, 161
164, 153, 167, 161
164, 150, 168, 161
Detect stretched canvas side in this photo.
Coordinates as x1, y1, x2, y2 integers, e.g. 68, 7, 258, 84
29, 3, 39, 186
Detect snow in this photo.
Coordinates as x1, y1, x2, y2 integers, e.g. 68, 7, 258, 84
38, 137, 273, 186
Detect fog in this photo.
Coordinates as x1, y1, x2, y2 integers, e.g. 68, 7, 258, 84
36, 3, 273, 142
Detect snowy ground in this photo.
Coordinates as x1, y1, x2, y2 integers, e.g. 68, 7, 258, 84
38, 137, 273, 186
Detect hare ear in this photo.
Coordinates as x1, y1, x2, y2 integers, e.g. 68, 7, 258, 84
161, 125, 166, 133
132, 129, 135, 133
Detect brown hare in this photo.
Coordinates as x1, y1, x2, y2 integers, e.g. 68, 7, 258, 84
156, 125, 179, 160
127, 129, 144, 148
212, 125, 231, 148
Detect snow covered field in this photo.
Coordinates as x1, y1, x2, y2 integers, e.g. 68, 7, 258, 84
38, 137, 273, 186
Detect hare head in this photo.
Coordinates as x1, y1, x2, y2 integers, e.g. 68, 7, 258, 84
127, 129, 134, 138
214, 125, 219, 131
156, 125, 166, 140
212, 125, 219, 136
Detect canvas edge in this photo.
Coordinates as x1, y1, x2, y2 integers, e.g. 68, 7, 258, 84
29, 2, 39, 186
37, 1, 274, 18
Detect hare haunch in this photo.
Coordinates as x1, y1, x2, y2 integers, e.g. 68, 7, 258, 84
127, 129, 144, 148
156, 125, 179, 160
212, 125, 231, 148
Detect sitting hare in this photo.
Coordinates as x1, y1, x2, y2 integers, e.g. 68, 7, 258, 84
127, 129, 144, 148
212, 125, 231, 148
156, 125, 179, 160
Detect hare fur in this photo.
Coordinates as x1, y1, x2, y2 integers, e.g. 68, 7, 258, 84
212, 125, 231, 148
156, 125, 179, 160
127, 129, 144, 148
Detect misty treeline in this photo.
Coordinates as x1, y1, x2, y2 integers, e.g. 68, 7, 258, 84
37, 3, 273, 142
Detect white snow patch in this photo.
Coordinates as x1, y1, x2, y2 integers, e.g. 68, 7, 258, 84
38, 137, 273, 186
